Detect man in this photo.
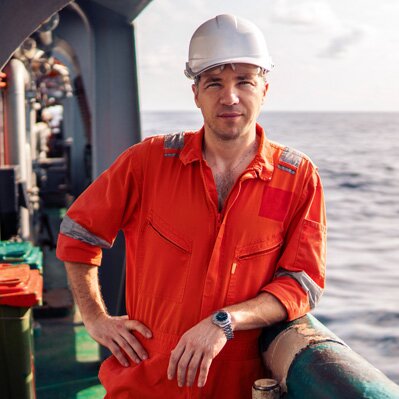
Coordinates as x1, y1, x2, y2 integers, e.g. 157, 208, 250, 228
57, 14, 326, 399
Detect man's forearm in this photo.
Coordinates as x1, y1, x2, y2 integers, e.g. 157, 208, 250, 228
226, 292, 288, 332
64, 261, 108, 324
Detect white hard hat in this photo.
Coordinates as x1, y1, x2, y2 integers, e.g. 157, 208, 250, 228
185, 14, 273, 79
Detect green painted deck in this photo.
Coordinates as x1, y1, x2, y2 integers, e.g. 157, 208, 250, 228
34, 311, 106, 399
33, 208, 106, 399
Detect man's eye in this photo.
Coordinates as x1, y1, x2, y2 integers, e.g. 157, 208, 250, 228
205, 83, 221, 88
239, 81, 254, 86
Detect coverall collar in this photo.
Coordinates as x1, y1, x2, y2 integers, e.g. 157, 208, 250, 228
179, 123, 274, 180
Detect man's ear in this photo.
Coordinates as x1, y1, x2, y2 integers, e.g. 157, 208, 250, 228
264, 82, 269, 96
192, 84, 200, 108
262, 82, 269, 104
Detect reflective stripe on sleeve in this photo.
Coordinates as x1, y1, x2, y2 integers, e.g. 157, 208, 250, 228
60, 215, 112, 249
275, 268, 323, 309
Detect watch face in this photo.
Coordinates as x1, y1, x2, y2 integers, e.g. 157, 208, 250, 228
216, 311, 228, 322
212, 310, 234, 340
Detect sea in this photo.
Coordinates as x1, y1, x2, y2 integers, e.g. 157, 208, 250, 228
141, 111, 399, 384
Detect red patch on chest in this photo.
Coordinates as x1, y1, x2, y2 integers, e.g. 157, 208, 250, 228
259, 186, 292, 221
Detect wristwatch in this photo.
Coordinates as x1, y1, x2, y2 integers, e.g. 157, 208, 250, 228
211, 310, 234, 340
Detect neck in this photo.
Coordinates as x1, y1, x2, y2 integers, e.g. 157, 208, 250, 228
202, 127, 259, 211
203, 128, 258, 172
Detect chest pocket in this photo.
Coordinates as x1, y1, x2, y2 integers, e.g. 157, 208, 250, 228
225, 237, 282, 306
137, 212, 192, 303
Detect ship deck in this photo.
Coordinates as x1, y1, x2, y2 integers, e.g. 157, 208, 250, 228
33, 209, 105, 399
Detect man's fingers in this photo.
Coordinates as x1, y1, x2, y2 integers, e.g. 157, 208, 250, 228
176, 349, 193, 387
197, 356, 213, 388
114, 333, 145, 364
86, 316, 152, 366
108, 340, 130, 367
122, 331, 149, 361
167, 345, 184, 381
186, 352, 202, 387
125, 319, 152, 339
122, 319, 152, 360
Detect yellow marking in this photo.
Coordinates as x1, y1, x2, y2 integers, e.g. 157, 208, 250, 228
231, 262, 237, 275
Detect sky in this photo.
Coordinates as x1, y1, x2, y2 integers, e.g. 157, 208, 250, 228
135, 0, 399, 112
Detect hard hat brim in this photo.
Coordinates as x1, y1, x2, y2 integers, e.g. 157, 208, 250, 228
185, 57, 273, 79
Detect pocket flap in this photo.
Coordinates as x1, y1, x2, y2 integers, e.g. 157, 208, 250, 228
147, 211, 192, 253
237, 235, 283, 259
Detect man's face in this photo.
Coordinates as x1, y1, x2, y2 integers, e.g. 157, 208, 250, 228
192, 63, 268, 142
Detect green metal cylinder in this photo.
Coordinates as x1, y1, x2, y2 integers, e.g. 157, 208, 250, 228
260, 314, 399, 399
286, 341, 399, 399
0, 305, 36, 399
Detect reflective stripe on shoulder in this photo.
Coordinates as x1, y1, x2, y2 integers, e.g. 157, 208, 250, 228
275, 268, 323, 309
277, 164, 296, 175
278, 147, 304, 174
280, 147, 303, 168
164, 132, 184, 150
60, 215, 111, 249
164, 132, 185, 157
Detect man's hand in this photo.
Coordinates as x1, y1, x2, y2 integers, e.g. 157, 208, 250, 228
167, 317, 227, 388
85, 313, 152, 367
85, 314, 152, 367
0, 71, 6, 88
64, 262, 153, 368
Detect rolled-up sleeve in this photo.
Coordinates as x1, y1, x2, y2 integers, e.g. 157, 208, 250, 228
56, 145, 142, 266
262, 169, 327, 321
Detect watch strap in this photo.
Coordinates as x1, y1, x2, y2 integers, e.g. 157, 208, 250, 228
222, 323, 234, 340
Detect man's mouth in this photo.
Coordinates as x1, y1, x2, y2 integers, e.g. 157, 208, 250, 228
217, 112, 242, 118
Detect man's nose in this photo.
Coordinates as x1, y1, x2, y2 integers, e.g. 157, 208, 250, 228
220, 86, 239, 106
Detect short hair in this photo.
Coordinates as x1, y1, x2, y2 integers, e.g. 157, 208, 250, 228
193, 70, 268, 86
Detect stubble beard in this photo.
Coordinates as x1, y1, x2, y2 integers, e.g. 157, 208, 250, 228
205, 120, 244, 142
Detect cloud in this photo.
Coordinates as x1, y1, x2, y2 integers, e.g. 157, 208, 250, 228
272, 0, 338, 30
271, 0, 368, 58
318, 26, 366, 58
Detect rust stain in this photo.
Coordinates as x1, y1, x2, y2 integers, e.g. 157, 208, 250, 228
292, 323, 328, 342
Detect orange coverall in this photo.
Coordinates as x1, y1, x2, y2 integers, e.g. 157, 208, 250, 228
57, 124, 326, 399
